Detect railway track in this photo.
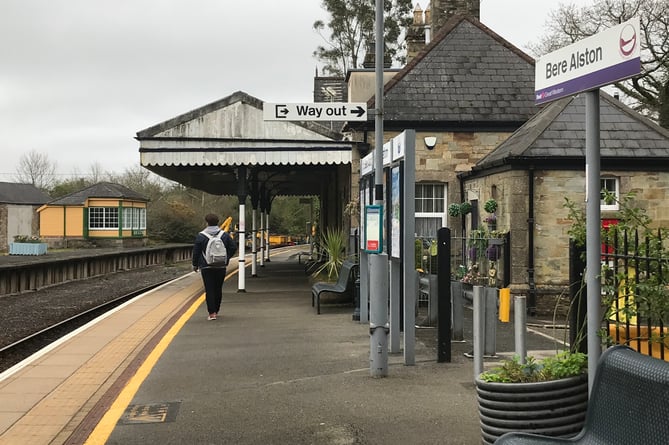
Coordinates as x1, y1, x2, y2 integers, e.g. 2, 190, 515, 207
0, 246, 304, 374
0, 280, 176, 374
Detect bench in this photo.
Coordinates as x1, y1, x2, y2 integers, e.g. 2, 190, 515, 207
311, 260, 358, 314
495, 345, 669, 444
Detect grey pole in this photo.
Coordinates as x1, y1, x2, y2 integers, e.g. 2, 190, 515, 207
236, 166, 247, 292
473, 285, 485, 379
403, 130, 416, 365
452, 281, 464, 341
585, 90, 602, 390
484, 287, 497, 356
390, 260, 400, 353
514, 295, 527, 364
369, 0, 388, 377
370, 253, 389, 377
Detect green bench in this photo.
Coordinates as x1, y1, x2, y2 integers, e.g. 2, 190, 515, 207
311, 260, 358, 314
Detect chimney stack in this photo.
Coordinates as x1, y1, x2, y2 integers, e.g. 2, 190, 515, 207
430, 0, 480, 34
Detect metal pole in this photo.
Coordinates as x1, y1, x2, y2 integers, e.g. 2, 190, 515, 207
473, 285, 484, 379
585, 90, 602, 391
437, 227, 451, 363
390, 260, 400, 353
452, 281, 464, 341
251, 208, 257, 277
369, 0, 387, 377
237, 166, 247, 292
370, 253, 389, 377
403, 130, 416, 366
514, 295, 527, 364
484, 287, 497, 356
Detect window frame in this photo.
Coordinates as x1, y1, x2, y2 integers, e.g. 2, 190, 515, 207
600, 177, 620, 211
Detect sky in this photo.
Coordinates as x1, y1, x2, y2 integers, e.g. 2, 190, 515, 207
0, 0, 593, 183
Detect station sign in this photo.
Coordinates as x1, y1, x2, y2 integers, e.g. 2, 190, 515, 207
535, 17, 640, 105
263, 102, 367, 121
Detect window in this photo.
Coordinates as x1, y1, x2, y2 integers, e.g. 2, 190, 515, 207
89, 207, 119, 229
601, 177, 619, 211
415, 183, 446, 237
122, 207, 147, 230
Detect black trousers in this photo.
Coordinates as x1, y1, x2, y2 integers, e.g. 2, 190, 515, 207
201, 267, 226, 314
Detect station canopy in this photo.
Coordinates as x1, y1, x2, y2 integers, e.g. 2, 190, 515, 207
137, 91, 354, 197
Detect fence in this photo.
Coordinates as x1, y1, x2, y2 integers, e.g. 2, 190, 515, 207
570, 227, 669, 360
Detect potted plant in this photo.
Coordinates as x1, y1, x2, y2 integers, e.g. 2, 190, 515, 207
476, 350, 588, 444
9, 235, 48, 256
448, 203, 461, 217
484, 199, 498, 231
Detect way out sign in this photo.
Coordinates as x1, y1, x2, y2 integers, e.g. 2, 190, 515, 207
535, 17, 640, 105
263, 102, 367, 121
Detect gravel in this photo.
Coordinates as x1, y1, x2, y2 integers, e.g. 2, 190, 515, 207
0, 262, 194, 349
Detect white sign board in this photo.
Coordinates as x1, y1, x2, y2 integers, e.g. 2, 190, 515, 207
263, 102, 367, 121
535, 17, 640, 105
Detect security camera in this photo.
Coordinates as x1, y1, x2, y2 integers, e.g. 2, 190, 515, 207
424, 136, 437, 150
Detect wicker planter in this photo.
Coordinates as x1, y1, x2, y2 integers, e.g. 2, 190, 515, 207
475, 374, 588, 444
9, 242, 48, 256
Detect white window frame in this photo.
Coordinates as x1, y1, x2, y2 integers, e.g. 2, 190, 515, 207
89, 207, 119, 230
600, 177, 620, 211
122, 207, 147, 230
415, 183, 447, 237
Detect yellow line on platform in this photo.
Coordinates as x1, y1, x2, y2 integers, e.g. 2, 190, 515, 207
82, 249, 295, 444
84, 267, 240, 445
83, 291, 205, 445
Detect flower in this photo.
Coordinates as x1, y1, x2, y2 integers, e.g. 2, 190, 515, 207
461, 264, 483, 284
484, 213, 497, 224
13, 235, 43, 243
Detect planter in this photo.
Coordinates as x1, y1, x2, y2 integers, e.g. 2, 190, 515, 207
475, 374, 588, 444
488, 238, 504, 246
9, 242, 48, 256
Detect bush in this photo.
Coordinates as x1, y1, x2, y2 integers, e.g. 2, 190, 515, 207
479, 351, 587, 383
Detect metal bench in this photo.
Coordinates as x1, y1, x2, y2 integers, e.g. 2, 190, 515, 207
495, 345, 669, 444
311, 260, 358, 314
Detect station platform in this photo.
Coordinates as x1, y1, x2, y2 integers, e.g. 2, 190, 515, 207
0, 247, 562, 445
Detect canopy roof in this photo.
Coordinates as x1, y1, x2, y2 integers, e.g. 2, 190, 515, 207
138, 91, 354, 196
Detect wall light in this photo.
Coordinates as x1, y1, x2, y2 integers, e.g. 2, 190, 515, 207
424, 136, 437, 150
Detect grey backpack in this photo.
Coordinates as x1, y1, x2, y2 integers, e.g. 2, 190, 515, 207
201, 231, 228, 267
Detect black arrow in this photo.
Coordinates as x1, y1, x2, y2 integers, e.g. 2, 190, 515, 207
351, 105, 365, 118
275, 104, 289, 118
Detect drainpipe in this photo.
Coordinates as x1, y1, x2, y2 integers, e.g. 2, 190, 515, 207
527, 168, 536, 314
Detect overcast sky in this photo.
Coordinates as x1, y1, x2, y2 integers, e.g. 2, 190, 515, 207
0, 0, 592, 182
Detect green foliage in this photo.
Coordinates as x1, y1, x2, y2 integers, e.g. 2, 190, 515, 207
313, 0, 413, 76
483, 199, 498, 214
269, 196, 316, 237
479, 351, 587, 383
312, 227, 348, 280
565, 190, 669, 333
448, 203, 461, 217
459, 202, 472, 215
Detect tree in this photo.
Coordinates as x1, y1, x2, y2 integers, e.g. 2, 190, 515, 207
530, 0, 669, 128
313, 0, 413, 76
14, 149, 57, 191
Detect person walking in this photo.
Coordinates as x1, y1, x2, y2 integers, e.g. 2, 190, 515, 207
192, 213, 237, 320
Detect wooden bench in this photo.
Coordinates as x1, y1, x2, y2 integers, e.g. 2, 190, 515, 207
311, 260, 358, 314
495, 345, 669, 444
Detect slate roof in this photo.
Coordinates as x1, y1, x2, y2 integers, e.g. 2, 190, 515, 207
474, 91, 669, 171
351, 15, 536, 130
0, 182, 51, 205
47, 182, 149, 206
137, 91, 341, 141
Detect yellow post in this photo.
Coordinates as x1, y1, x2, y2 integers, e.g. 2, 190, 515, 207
499, 288, 511, 323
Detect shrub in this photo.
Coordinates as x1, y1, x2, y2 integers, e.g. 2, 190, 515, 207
479, 351, 587, 383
